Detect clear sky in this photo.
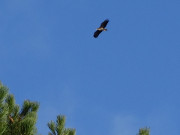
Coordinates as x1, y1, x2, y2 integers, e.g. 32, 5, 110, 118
0, 0, 180, 135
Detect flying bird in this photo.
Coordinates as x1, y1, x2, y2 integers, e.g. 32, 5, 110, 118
94, 19, 109, 38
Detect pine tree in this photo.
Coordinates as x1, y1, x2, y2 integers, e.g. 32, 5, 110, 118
48, 115, 76, 135
0, 82, 39, 135
5, 98, 39, 135
0, 82, 8, 134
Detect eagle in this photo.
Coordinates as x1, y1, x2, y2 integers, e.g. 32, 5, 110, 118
94, 19, 109, 38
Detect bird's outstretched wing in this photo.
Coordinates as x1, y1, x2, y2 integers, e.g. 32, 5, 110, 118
94, 30, 102, 38
100, 19, 109, 28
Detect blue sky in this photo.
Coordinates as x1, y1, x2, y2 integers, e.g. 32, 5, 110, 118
0, 0, 180, 135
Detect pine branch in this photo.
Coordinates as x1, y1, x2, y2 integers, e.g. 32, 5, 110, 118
48, 115, 76, 135
138, 127, 150, 135
56, 115, 65, 135
48, 121, 56, 135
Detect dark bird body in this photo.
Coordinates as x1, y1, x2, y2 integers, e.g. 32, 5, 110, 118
94, 19, 109, 38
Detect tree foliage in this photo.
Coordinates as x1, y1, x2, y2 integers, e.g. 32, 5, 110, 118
0, 82, 8, 134
48, 115, 76, 135
0, 82, 39, 135
138, 127, 150, 135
